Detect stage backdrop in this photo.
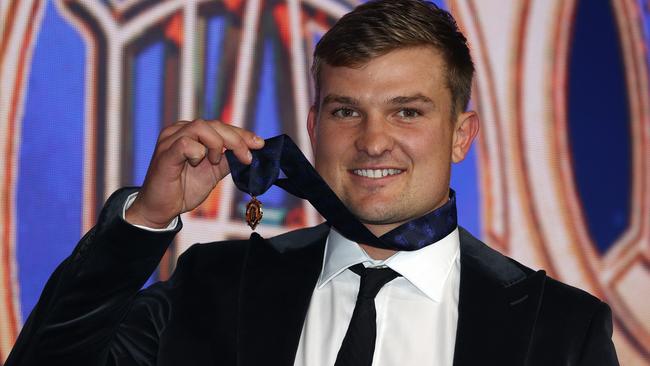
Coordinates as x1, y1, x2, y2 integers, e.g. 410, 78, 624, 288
1, 0, 649, 364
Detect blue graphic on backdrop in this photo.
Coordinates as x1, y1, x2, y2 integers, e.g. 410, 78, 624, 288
133, 42, 164, 186
16, 1, 86, 322
204, 16, 227, 120
568, 0, 631, 253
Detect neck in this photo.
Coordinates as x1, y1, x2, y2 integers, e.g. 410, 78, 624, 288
358, 243, 397, 260
358, 223, 400, 260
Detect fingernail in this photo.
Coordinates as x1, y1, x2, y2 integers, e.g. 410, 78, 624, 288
253, 135, 263, 144
247, 150, 253, 161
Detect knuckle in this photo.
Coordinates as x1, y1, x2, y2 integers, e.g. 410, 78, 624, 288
212, 132, 224, 145
239, 128, 254, 139
239, 128, 258, 143
206, 120, 225, 134
159, 125, 176, 139
176, 135, 193, 149
214, 131, 226, 146
236, 135, 248, 150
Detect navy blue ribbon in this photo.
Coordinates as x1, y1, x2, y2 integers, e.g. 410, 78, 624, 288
226, 134, 457, 251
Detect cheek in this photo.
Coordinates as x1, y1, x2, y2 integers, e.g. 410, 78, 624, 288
313, 127, 346, 177
314, 131, 335, 161
407, 133, 452, 172
315, 122, 354, 155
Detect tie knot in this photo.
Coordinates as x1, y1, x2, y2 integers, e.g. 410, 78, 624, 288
349, 264, 400, 300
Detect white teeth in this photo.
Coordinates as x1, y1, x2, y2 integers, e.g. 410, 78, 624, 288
353, 169, 403, 178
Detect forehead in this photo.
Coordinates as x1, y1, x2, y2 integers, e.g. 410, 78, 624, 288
319, 46, 449, 104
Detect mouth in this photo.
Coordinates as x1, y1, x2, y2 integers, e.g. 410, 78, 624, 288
351, 168, 404, 179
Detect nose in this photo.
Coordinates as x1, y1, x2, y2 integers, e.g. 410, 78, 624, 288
354, 115, 394, 157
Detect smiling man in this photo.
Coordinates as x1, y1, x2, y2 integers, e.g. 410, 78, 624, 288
6, 1, 618, 365
309, 45, 476, 261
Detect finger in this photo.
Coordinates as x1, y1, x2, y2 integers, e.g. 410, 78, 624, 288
157, 120, 263, 166
224, 124, 265, 150
157, 119, 225, 154
206, 123, 261, 164
188, 124, 229, 165
199, 120, 264, 151
207, 147, 222, 165
161, 135, 208, 167
158, 120, 192, 141
212, 154, 231, 179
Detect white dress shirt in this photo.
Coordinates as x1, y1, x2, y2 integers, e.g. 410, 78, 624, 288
293, 227, 461, 366
122, 194, 461, 365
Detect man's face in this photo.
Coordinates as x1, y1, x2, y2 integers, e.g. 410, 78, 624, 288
308, 46, 478, 236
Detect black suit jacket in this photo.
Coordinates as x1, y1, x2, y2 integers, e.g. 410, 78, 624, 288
6, 188, 619, 365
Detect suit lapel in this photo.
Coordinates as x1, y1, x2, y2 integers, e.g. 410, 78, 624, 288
237, 224, 329, 366
453, 228, 546, 366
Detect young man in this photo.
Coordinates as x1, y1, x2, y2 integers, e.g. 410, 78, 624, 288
6, 1, 618, 365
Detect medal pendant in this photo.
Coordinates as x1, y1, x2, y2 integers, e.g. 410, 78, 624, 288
245, 196, 263, 230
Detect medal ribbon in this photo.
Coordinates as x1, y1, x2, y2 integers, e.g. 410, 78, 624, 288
226, 134, 457, 251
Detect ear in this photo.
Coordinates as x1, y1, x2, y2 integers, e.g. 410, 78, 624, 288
307, 105, 319, 152
451, 111, 479, 163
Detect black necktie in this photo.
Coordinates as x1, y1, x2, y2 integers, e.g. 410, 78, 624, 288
334, 264, 401, 366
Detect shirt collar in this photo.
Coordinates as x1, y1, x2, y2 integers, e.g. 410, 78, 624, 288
317, 227, 460, 302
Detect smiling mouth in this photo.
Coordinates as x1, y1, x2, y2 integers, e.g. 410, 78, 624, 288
352, 168, 404, 179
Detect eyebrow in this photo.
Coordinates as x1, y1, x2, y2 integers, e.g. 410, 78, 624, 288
320, 93, 435, 107
388, 94, 434, 105
321, 94, 360, 106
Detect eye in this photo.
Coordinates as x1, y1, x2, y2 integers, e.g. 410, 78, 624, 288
396, 108, 421, 119
332, 108, 360, 118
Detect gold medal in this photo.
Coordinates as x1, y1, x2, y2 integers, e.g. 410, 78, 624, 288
245, 196, 263, 230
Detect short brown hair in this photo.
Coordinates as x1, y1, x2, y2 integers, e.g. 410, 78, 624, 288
312, 0, 474, 116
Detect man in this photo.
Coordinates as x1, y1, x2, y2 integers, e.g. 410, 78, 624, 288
6, 1, 618, 365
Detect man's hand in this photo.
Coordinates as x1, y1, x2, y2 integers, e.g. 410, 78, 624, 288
125, 119, 264, 228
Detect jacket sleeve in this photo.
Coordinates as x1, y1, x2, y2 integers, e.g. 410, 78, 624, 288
4, 187, 181, 366
577, 301, 619, 366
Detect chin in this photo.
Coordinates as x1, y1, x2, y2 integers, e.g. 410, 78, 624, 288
347, 202, 405, 225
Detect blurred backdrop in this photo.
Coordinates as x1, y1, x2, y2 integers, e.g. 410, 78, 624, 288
0, 0, 648, 364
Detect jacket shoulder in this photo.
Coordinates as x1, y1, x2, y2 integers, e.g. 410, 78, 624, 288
532, 277, 616, 364
459, 227, 617, 364
458, 226, 532, 286
459, 228, 601, 306
543, 275, 603, 307
459, 226, 604, 308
